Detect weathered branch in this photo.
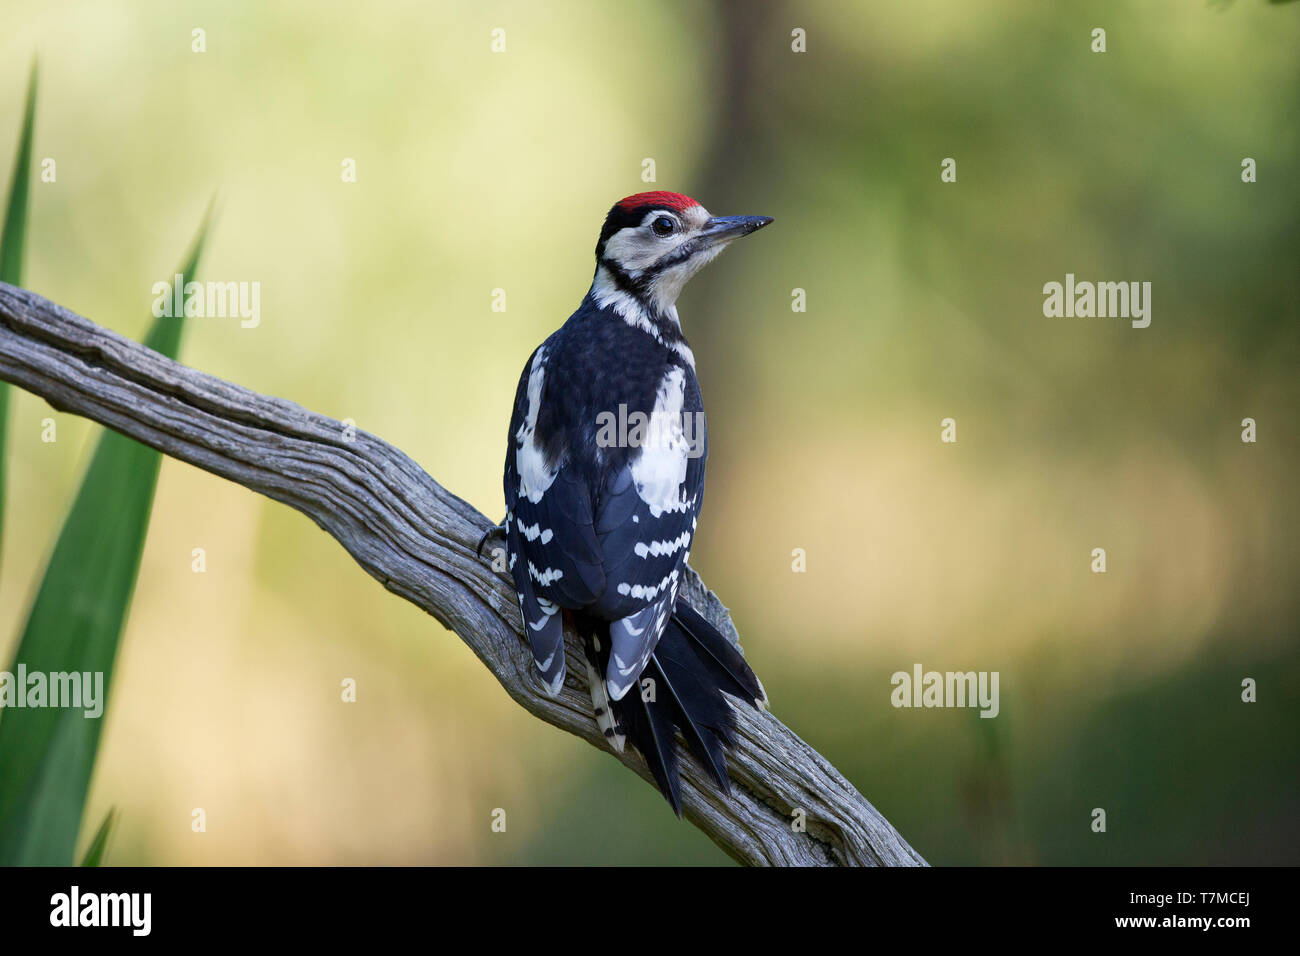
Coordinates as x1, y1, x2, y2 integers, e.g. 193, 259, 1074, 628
0, 281, 925, 866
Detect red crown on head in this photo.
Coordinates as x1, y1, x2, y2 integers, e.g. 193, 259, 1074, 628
616, 191, 700, 213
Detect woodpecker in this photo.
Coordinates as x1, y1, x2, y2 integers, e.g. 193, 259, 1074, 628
494, 191, 771, 814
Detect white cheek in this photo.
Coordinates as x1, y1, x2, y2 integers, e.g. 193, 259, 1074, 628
648, 241, 726, 308
603, 226, 683, 274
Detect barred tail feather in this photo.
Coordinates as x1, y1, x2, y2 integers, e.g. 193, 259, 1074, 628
580, 627, 625, 753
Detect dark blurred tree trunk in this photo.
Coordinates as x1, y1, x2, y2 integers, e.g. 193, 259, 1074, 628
690, 0, 784, 369
687, 0, 787, 561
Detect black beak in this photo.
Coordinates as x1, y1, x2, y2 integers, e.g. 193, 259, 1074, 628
699, 215, 774, 244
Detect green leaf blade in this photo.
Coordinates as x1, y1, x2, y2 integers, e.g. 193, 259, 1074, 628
0, 61, 35, 285
0, 210, 211, 865
0, 61, 39, 567
79, 807, 117, 866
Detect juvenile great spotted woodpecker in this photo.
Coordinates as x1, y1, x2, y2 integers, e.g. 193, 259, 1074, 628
494, 191, 771, 814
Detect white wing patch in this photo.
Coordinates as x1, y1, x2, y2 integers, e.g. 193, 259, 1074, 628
515, 346, 558, 503
629, 367, 691, 518
633, 530, 691, 559
527, 561, 564, 587
615, 567, 679, 601
516, 517, 554, 544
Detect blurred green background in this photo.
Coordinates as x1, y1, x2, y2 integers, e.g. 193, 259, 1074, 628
1, 0, 1296, 864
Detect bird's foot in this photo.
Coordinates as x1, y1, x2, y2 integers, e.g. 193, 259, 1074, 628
476, 515, 508, 559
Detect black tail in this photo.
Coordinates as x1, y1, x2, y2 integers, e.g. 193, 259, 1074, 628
577, 602, 767, 816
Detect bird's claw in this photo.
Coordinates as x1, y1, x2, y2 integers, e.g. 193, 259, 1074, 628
477, 518, 507, 559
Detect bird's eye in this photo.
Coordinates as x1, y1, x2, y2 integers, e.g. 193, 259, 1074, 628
651, 216, 676, 237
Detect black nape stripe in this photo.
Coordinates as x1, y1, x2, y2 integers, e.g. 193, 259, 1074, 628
601, 259, 641, 296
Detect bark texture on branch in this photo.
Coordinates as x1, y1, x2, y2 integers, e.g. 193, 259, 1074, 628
0, 281, 926, 866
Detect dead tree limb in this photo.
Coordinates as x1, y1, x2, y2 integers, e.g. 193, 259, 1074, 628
0, 281, 926, 866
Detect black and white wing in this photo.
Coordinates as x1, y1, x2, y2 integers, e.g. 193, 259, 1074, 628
593, 366, 707, 700
503, 344, 605, 695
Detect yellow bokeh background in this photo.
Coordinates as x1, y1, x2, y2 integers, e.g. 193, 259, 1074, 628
1, 0, 1296, 863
